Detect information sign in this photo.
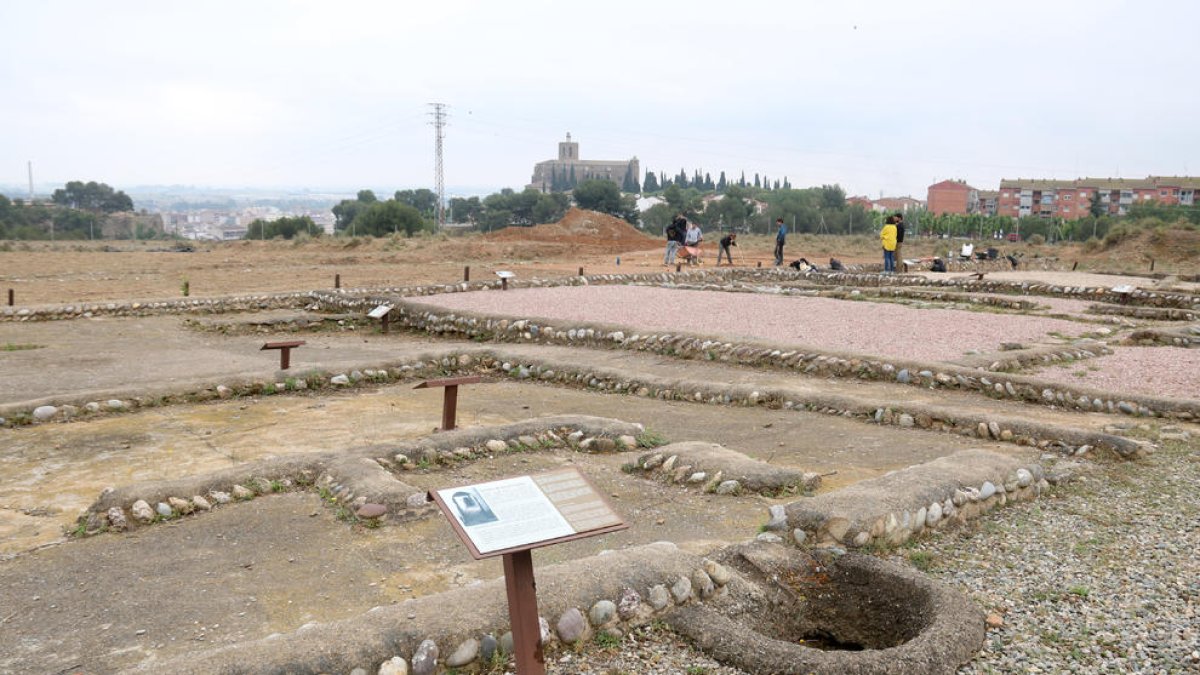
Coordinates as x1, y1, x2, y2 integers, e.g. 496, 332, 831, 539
430, 468, 626, 559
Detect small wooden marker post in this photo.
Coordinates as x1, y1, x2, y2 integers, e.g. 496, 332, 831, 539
675, 263, 681, 273
413, 375, 481, 431
578, 266, 584, 276
368, 304, 393, 334
260, 340, 305, 370
7, 289, 12, 306
464, 266, 470, 282
335, 273, 341, 289
429, 468, 628, 675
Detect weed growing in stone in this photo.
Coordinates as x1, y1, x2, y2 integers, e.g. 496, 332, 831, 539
2, 343, 43, 351
908, 550, 935, 571
593, 631, 621, 649
270, 479, 285, 493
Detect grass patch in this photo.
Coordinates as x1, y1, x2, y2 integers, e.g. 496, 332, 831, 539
2, 342, 43, 351
636, 430, 668, 448
908, 550, 936, 571
592, 631, 621, 649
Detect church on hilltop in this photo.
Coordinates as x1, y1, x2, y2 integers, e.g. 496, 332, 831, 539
527, 133, 640, 193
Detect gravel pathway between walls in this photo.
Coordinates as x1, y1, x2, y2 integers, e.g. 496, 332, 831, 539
889, 437, 1200, 674
419, 286, 1089, 363
1029, 346, 1200, 399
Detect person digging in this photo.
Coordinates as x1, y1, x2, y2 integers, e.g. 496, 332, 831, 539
717, 232, 738, 266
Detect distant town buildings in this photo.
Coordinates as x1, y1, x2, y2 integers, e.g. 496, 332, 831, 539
161, 206, 335, 240
927, 176, 1199, 219
846, 195, 925, 213
528, 133, 640, 193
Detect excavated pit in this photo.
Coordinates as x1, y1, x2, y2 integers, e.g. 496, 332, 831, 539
668, 542, 984, 674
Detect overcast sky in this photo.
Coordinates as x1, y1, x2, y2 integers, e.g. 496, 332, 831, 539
2, 0, 1197, 199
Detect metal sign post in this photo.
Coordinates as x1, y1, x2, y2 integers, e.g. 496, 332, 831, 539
413, 375, 482, 431
260, 340, 305, 370
429, 468, 627, 675
368, 304, 394, 334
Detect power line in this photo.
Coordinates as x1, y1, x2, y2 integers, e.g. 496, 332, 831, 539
428, 103, 447, 228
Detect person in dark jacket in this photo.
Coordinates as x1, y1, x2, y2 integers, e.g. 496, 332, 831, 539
774, 218, 787, 266
893, 212, 906, 272
664, 214, 686, 265
717, 232, 737, 265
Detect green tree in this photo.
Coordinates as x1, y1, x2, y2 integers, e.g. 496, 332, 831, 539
717, 171, 727, 193
573, 180, 638, 224
357, 189, 378, 203
354, 200, 427, 237
51, 180, 133, 213
643, 170, 659, 193
641, 203, 674, 233
394, 189, 438, 218
244, 215, 323, 240
1088, 190, 1106, 218
448, 196, 483, 224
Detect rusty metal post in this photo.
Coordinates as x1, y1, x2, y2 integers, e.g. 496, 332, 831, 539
578, 267, 584, 276
1072, 261, 1078, 271
279, 347, 291, 370
442, 385, 459, 430
503, 550, 545, 675
6, 289, 12, 306
675, 263, 681, 273
381, 313, 390, 334
1150, 258, 1155, 272
335, 273, 341, 289
501, 277, 508, 291
464, 266, 470, 282
757, 261, 762, 268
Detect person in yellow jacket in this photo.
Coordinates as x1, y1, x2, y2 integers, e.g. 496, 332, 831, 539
880, 215, 898, 273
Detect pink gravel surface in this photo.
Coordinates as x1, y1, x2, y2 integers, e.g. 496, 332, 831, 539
416, 286, 1091, 363
1029, 346, 1200, 400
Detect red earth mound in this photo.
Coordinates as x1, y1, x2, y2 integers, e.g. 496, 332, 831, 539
486, 208, 659, 253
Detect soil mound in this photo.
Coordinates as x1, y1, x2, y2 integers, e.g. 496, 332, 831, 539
486, 208, 658, 253
1100, 224, 1200, 264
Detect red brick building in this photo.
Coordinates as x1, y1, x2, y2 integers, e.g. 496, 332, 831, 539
996, 176, 1199, 219
927, 180, 980, 215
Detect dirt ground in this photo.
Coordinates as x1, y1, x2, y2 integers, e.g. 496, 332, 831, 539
1, 219, 1197, 674
3, 220, 1193, 306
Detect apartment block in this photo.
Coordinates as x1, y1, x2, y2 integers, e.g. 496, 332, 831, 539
996, 176, 1199, 219
927, 179, 979, 215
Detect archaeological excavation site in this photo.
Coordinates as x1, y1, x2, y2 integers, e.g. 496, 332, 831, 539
2, 231, 1198, 674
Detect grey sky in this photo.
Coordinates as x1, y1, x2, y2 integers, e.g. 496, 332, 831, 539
2, 0, 1197, 198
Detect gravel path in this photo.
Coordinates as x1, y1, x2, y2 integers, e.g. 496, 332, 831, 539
888, 436, 1200, 673
913, 270, 1200, 292
419, 286, 1089, 363
544, 623, 748, 674
1029, 346, 1200, 399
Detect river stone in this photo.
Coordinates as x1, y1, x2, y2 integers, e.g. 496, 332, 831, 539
898, 414, 915, 428
792, 528, 807, 545
216, 385, 232, 398
32, 405, 58, 421
671, 576, 693, 603
192, 496, 212, 511
330, 374, 351, 386
357, 503, 387, 519
756, 532, 783, 544
926, 501, 943, 527
155, 502, 173, 517
479, 634, 497, 663
168, 497, 193, 514
588, 600, 616, 626
445, 638, 479, 668
648, 584, 671, 611
765, 505, 788, 531
896, 369, 911, 384
485, 439, 508, 453
1016, 468, 1034, 488
106, 399, 126, 410
85, 402, 102, 413
378, 656, 407, 675
703, 559, 732, 586
131, 500, 154, 523
691, 569, 716, 598
988, 421, 1002, 439
556, 608, 587, 643
232, 485, 254, 500
715, 480, 740, 495
208, 490, 232, 504
410, 639, 438, 675
405, 493, 427, 508
979, 481, 997, 500
106, 507, 128, 531
617, 587, 642, 620
617, 434, 638, 449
